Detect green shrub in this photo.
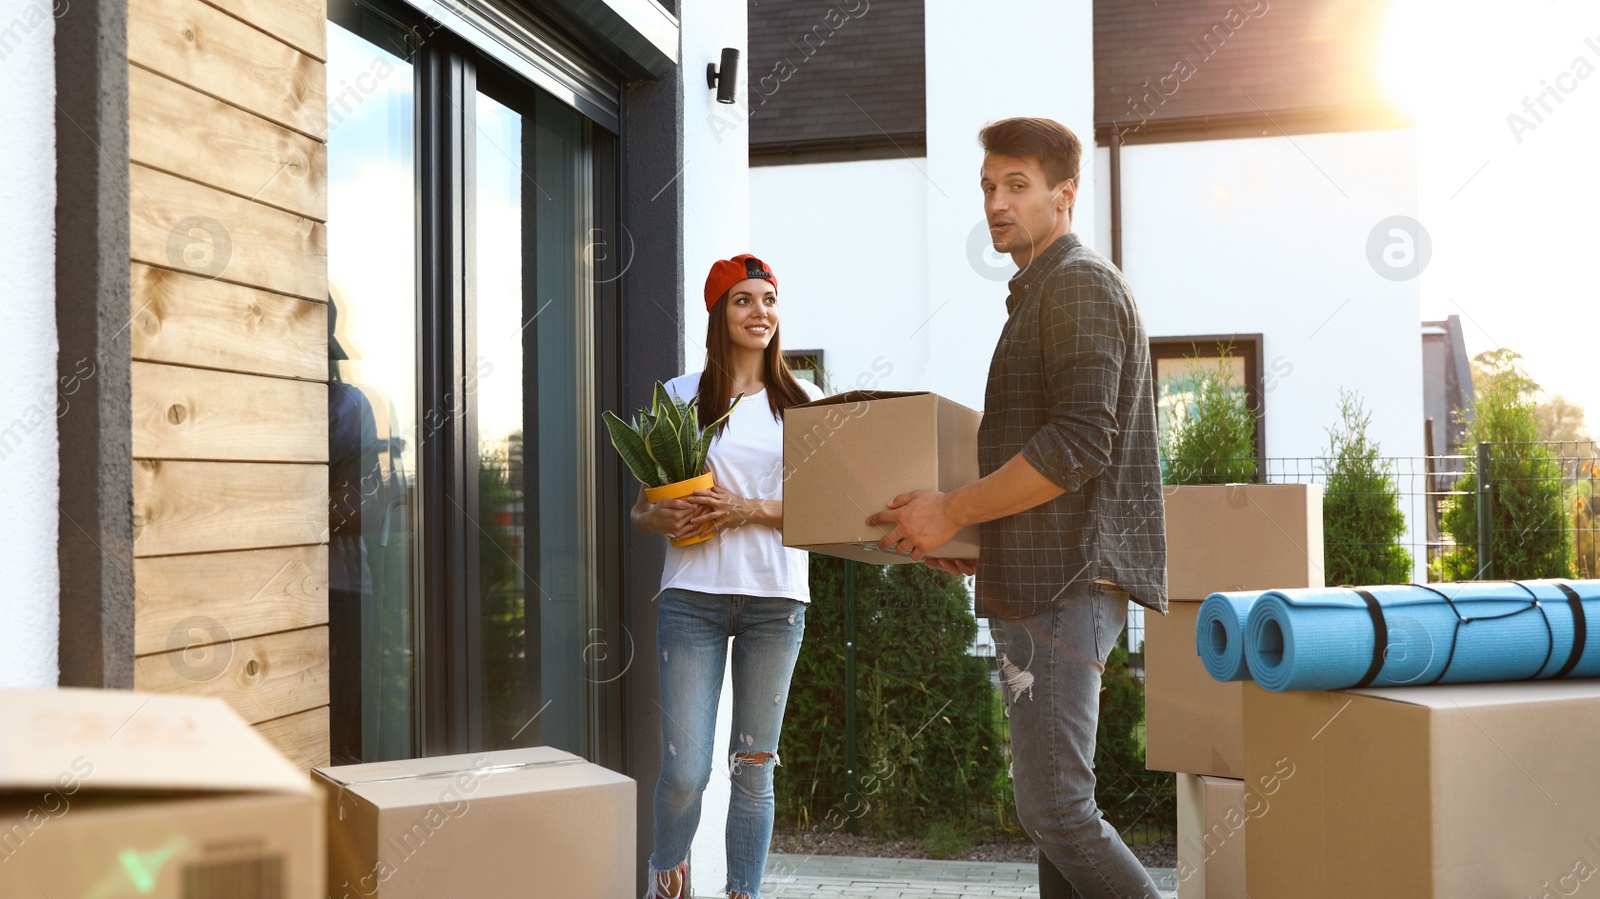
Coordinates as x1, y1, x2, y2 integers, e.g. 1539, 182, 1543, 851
922, 820, 972, 860
1094, 644, 1172, 833
1322, 390, 1412, 586
776, 557, 1008, 839
1439, 350, 1573, 581
1161, 347, 1257, 485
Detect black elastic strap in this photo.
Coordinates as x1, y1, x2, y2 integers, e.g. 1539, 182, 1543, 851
1554, 582, 1588, 679
1353, 588, 1388, 688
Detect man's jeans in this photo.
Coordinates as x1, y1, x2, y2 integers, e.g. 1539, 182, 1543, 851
649, 589, 807, 898
990, 582, 1162, 899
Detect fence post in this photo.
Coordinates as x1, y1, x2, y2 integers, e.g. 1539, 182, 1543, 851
1476, 442, 1494, 580
843, 558, 858, 833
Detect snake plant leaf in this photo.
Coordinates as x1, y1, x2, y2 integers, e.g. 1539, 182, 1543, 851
602, 410, 664, 487
689, 393, 745, 475
645, 404, 689, 483
653, 382, 679, 431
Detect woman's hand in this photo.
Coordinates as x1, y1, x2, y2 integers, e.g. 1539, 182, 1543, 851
682, 484, 779, 534
631, 488, 711, 542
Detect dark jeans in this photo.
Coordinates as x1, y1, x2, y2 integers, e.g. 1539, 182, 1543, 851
991, 582, 1161, 899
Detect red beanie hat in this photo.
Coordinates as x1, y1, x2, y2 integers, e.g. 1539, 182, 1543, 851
703, 254, 778, 312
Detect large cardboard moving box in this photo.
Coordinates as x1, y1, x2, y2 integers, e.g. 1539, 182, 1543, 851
1244, 680, 1600, 899
0, 688, 322, 898
1163, 483, 1323, 599
1146, 602, 1244, 778
783, 390, 981, 564
315, 746, 634, 898
1176, 773, 1248, 899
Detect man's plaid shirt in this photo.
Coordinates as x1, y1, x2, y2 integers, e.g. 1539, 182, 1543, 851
974, 232, 1168, 619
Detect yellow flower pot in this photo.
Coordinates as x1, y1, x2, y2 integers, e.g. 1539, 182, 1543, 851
646, 472, 716, 547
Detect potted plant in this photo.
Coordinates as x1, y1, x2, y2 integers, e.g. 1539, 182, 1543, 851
602, 382, 742, 547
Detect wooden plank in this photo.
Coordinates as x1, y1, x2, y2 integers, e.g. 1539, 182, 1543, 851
256, 706, 330, 771
131, 263, 327, 381
133, 361, 328, 462
129, 0, 327, 138
134, 544, 328, 656
200, 0, 327, 63
131, 164, 328, 302
134, 626, 329, 725
133, 459, 327, 556
130, 65, 327, 221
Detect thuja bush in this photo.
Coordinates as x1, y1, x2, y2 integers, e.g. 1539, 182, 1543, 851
1322, 389, 1412, 586
1161, 348, 1258, 485
775, 557, 1007, 839
1440, 350, 1573, 581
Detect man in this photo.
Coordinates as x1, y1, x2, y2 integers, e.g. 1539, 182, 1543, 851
866, 117, 1167, 898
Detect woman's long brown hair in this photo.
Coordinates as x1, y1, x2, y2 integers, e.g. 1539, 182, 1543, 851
697, 290, 812, 436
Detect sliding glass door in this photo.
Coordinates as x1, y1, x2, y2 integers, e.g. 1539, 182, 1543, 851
326, 0, 620, 764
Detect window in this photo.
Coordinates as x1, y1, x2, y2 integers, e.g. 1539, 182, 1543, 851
326, 0, 621, 763
784, 349, 825, 388
1148, 334, 1266, 468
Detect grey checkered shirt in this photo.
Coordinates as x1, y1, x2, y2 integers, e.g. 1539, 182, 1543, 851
974, 233, 1168, 619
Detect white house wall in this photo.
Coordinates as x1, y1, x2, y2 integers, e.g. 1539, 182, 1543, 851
750, 158, 929, 394
0, 0, 60, 687
679, 0, 750, 889
1094, 128, 1428, 578
920, 0, 1098, 411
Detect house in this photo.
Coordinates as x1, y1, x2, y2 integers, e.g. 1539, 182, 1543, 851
1, 0, 754, 889
748, 0, 1429, 588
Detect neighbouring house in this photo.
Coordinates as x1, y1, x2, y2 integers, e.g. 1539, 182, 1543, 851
0, 0, 751, 890
748, 0, 1429, 597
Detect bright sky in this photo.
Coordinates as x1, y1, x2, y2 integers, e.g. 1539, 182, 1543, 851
1387, 0, 1600, 437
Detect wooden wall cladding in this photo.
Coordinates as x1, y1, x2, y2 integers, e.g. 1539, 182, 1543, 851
130, 164, 328, 302
133, 544, 329, 656
257, 706, 332, 771
130, 65, 327, 221
132, 361, 328, 462
129, 0, 331, 763
131, 263, 328, 381
133, 627, 330, 725
129, 0, 327, 137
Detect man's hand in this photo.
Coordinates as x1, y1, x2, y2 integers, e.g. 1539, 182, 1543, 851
866, 489, 961, 562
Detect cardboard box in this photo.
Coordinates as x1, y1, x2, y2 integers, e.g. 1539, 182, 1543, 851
1164, 484, 1324, 599
315, 746, 634, 898
1244, 680, 1600, 899
1145, 601, 1244, 778
1176, 773, 1247, 899
783, 390, 981, 564
0, 687, 322, 898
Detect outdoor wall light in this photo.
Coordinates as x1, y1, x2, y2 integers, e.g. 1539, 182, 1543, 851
707, 48, 740, 104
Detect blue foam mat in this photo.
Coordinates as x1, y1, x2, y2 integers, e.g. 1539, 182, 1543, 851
1219, 580, 1600, 692
1197, 592, 1258, 682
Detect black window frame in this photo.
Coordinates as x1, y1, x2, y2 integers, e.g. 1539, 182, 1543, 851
328, 0, 626, 768
1148, 332, 1266, 472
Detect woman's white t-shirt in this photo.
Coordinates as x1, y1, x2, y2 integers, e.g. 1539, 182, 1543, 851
657, 372, 825, 602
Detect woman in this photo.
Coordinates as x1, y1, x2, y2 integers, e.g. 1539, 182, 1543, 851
632, 254, 823, 899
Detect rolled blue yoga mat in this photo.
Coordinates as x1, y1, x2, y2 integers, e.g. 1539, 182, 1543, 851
1196, 592, 1259, 682
1240, 580, 1600, 692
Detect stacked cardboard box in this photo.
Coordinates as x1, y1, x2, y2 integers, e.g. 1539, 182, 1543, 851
0, 688, 323, 898
1244, 680, 1600, 898
315, 746, 634, 898
1146, 483, 1323, 898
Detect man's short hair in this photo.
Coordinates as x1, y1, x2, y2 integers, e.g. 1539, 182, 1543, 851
978, 117, 1082, 208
